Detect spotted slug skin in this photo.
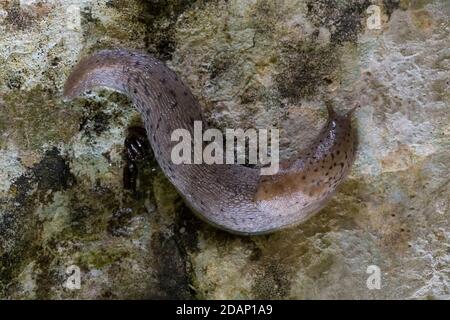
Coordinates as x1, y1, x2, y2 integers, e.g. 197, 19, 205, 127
64, 49, 357, 235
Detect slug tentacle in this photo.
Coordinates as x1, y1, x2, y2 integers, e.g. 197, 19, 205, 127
64, 49, 357, 235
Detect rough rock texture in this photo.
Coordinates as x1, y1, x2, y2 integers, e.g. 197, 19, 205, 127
0, 0, 449, 299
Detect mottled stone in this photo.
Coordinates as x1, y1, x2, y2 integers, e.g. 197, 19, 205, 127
0, 0, 449, 299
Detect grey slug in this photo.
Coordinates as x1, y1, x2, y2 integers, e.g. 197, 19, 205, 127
64, 49, 357, 235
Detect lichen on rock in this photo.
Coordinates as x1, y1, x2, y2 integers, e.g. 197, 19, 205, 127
0, 0, 449, 299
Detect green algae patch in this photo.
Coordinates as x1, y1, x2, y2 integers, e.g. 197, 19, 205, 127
77, 246, 130, 269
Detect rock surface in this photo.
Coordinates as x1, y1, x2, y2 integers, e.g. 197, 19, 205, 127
0, 0, 449, 299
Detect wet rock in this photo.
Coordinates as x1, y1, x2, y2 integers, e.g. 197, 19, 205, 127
0, 0, 449, 299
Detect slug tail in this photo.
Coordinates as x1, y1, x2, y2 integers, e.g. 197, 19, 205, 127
63, 50, 130, 101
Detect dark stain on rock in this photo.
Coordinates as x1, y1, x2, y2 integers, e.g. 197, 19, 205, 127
116, 125, 198, 297
0, 148, 74, 297
0, 212, 17, 242
383, 0, 401, 17
306, 0, 371, 44
174, 204, 201, 254
3, 147, 74, 244
90, 111, 111, 135
31, 148, 74, 192
13, 147, 74, 204
0, 240, 33, 296
138, 0, 201, 60
80, 110, 111, 135
150, 232, 192, 299
77, 100, 117, 136
275, 41, 339, 101
251, 0, 284, 33
249, 246, 263, 262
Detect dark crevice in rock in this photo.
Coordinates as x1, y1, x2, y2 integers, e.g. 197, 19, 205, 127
383, 0, 401, 17
306, 0, 372, 44
149, 231, 192, 299
174, 205, 202, 254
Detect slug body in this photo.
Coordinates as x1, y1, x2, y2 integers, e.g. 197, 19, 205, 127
64, 50, 357, 235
